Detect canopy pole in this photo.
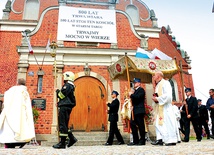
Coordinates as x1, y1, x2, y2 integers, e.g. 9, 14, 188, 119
125, 53, 134, 121
179, 60, 188, 115
125, 54, 131, 88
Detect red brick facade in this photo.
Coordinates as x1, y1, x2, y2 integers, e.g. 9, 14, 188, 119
0, 0, 194, 137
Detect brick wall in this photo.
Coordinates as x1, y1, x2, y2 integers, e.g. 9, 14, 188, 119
0, 1, 195, 135
0, 31, 20, 93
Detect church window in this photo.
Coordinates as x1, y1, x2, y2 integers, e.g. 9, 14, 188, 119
169, 78, 176, 101
23, 0, 40, 20
125, 5, 140, 26
37, 75, 43, 93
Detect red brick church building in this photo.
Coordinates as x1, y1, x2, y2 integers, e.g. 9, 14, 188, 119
0, 0, 194, 142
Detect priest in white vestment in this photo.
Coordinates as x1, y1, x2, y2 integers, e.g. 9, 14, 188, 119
0, 78, 35, 148
151, 71, 178, 146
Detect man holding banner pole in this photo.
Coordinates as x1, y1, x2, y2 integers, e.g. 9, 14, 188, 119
127, 78, 146, 146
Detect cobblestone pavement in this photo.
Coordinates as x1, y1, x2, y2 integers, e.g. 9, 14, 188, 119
0, 140, 213, 155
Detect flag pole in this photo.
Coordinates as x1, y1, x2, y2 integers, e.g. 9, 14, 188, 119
24, 32, 40, 67
179, 60, 188, 115
41, 34, 51, 69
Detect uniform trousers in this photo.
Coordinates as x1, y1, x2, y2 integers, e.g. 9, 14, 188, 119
130, 113, 145, 144
198, 118, 210, 137
184, 117, 201, 141
107, 121, 124, 144
58, 106, 72, 136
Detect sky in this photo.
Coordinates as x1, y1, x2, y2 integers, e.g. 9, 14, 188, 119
0, 0, 214, 104
142, 0, 214, 104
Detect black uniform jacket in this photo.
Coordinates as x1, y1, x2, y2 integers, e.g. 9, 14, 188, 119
182, 96, 199, 118
107, 98, 120, 122
198, 105, 209, 121
56, 82, 76, 108
130, 87, 145, 115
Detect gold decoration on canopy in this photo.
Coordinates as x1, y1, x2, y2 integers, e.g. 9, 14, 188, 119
108, 55, 179, 83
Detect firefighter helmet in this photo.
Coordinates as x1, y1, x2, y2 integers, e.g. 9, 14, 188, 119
63, 71, 75, 82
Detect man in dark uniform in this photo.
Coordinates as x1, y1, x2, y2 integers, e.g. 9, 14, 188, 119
104, 90, 125, 145
127, 78, 146, 146
182, 88, 201, 142
53, 71, 77, 149
197, 99, 210, 139
179, 102, 186, 135
206, 89, 214, 139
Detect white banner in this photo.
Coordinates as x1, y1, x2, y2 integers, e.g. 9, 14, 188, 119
57, 6, 117, 43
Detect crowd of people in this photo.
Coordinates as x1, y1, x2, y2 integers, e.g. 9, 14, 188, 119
177, 88, 214, 142
105, 71, 214, 146
0, 70, 213, 149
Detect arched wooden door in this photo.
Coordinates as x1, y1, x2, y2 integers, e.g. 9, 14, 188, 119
68, 76, 107, 132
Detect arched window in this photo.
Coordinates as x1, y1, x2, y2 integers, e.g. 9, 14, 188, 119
37, 75, 43, 93
37, 69, 44, 93
23, 0, 40, 20
169, 78, 177, 101
125, 5, 140, 26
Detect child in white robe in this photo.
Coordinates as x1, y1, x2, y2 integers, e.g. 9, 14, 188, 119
172, 101, 181, 142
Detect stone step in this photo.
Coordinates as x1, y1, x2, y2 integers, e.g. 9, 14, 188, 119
41, 132, 131, 146
0, 131, 154, 147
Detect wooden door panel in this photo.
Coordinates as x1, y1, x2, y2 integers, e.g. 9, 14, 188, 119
88, 79, 104, 131
69, 77, 107, 132
68, 79, 88, 131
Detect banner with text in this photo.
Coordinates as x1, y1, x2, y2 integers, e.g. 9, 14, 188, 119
57, 6, 117, 43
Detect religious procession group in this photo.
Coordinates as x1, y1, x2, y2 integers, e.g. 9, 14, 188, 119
0, 70, 214, 149
105, 71, 214, 147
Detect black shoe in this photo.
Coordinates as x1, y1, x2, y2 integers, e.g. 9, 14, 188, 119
118, 142, 125, 145
197, 139, 201, 142
53, 142, 66, 149
67, 134, 78, 147
151, 139, 163, 146
138, 141, 146, 145
177, 141, 181, 143
5, 143, 15, 148
210, 135, 214, 139
127, 142, 137, 146
67, 138, 77, 147
18, 142, 26, 148
165, 143, 176, 146
104, 142, 112, 146
207, 136, 210, 139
